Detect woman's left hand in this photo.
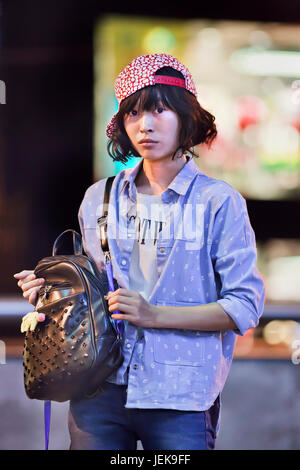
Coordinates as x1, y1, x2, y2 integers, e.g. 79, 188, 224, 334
105, 288, 159, 328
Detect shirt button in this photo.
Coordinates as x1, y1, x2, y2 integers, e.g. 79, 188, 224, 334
126, 343, 131, 349
159, 247, 165, 253
133, 364, 138, 370
121, 259, 127, 265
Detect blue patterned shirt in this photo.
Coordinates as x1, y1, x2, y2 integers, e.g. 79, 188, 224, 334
78, 156, 265, 411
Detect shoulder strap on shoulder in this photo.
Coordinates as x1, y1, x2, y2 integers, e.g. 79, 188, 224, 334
103, 176, 116, 217
97, 176, 116, 252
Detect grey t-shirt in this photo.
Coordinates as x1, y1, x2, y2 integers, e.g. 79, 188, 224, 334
128, 191, 168, 301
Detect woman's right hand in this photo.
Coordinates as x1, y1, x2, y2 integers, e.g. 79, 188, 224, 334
13, 270, 45, 306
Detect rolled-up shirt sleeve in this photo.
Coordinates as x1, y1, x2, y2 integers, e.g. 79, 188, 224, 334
210, 187, 266, 336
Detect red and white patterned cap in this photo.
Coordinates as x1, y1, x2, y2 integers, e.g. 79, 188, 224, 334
106, 53, 197, 138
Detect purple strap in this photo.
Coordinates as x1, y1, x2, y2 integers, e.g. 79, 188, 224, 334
105, 259, 124, 337
44, 400, 51, 450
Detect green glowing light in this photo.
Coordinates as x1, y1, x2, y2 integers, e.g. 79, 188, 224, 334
143, 27, 177, 53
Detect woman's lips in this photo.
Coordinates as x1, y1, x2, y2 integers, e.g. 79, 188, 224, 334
139, 142, 157, 147
138, 139, 158, 147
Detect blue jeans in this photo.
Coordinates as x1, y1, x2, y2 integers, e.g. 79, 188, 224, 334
68, 382, 220, 450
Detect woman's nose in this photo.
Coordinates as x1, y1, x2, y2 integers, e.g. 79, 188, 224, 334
140, 112, 154, 132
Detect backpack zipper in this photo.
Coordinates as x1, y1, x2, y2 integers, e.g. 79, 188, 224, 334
39, 282, 72, 299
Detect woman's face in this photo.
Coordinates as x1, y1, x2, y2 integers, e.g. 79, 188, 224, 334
123, 100, 181, 161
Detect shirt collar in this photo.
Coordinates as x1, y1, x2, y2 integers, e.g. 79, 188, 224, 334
120, 155, 200, 201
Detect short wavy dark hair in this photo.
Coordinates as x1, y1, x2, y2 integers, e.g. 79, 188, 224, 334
107, 66, 217, 164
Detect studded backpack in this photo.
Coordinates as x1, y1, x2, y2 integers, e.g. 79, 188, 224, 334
22, 176, 124, 448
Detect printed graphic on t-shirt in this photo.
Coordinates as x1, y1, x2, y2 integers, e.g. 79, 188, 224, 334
128, 193, 167, 245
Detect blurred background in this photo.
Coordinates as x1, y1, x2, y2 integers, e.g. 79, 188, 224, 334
1, 0, 300, 450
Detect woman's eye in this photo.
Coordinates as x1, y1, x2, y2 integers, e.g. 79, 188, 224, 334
156, 107, 164, 114
130, 109, 138, 116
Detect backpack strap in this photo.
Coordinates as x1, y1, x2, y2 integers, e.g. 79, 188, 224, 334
44, 401, 51, 450
97, 176, 124, 338
103, 176, 115, 215
98, 176, 116, 253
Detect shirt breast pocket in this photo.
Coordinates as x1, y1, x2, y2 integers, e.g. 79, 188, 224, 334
152, 301, 209, 367
174, 202, 205, 250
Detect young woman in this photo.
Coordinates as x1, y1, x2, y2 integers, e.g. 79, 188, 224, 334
15, 53, 266, 450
